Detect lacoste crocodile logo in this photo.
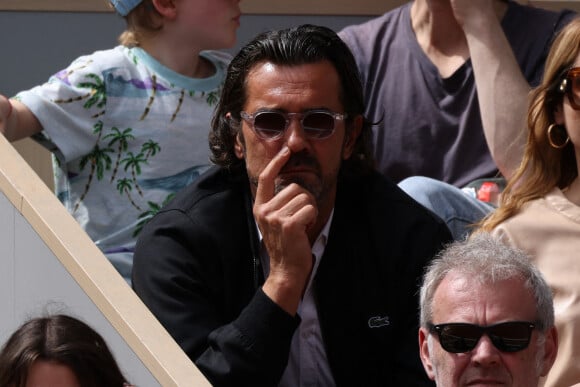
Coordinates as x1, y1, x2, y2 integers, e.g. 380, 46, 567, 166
368, 315, 390, 328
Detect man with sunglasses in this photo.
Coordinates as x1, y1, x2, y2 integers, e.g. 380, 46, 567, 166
418, 233, 558, 386
133, 24, 451, 386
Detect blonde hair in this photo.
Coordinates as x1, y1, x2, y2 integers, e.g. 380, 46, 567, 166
113, 0, 163, 47
479, 17, 580, 231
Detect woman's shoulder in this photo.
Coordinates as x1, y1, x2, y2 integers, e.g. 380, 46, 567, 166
494, 187, 580, 238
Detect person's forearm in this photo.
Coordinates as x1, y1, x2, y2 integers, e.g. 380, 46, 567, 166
196, 289, 299, 387
461, 6, 529, 179
0, 97, 43, 142
262, 271, 308, 316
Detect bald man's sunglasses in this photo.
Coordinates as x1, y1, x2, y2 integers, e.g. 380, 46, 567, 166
428, 321, 536, 353
559, 67, 580, 110
240, 110, 347, 141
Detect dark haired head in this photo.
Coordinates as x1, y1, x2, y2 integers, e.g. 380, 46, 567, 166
0, 315, 129, 387
209, 24, 374, 177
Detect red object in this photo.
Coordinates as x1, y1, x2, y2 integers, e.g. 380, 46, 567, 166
477, 182, 500, 204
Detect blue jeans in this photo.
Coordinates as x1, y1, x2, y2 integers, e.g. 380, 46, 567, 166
399, 176, 494, 240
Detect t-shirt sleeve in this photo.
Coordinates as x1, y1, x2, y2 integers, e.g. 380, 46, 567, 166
15, 53, 111, 161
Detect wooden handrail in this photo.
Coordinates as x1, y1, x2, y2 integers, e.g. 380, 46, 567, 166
0, 134, 210, 386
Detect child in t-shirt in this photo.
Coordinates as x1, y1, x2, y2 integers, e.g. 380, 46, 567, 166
0, 0, 241, 281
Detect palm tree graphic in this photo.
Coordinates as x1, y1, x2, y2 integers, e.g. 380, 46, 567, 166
170, 89, 185, 122
122, 152, 147, 197
141, 139, 160, 158
206, 90, 219, 106
104, 127, 135, 182
116, 178, 142, 211
75, 145, 113, 212
54, 73, 107, 118
140, 74, 157, 121
73, 120, 113, 212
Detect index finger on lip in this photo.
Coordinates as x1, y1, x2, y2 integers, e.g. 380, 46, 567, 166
255, 146, 291, 204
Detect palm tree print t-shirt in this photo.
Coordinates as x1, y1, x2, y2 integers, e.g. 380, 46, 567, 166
16, 46, 230, 280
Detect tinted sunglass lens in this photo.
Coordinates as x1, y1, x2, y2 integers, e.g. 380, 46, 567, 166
571, 75, 580, 106
439, 325, 481, 353
254, 112, 286, 138
488, 322, 532, 352
572, 75, 580, 91
303, 112, 334, 130
303, 112, 334, 138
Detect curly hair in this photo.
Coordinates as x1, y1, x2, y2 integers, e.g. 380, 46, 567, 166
209, 24, 374, 177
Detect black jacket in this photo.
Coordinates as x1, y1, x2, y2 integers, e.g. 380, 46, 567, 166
133, 166, 451, 386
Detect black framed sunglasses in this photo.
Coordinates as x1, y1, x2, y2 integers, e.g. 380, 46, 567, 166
239, 109, 347, 141
558, 67, 580, 110
428, 321, 536, 353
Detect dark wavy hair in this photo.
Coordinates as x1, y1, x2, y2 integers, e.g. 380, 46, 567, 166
0, 315, 130, 387
209, 24, 374, 177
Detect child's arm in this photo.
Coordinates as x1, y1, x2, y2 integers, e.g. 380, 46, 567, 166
0, 94, 43, 142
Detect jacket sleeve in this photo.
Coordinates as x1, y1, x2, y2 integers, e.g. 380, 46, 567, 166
132, 208, 299, 387
394, 219, 449, 387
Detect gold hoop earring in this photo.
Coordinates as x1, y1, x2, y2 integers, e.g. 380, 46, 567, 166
547, 123, 570, 149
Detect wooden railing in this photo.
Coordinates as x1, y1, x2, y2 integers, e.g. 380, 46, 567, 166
0, 134, 210, 386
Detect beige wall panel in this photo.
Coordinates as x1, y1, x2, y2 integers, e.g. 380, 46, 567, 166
6, 0, 578, 14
